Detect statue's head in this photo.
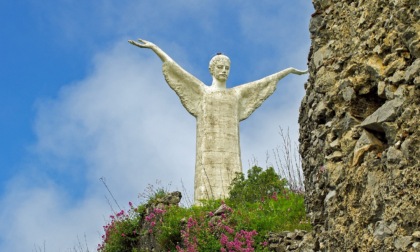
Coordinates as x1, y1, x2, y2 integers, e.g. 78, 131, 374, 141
209, 53, 230, 82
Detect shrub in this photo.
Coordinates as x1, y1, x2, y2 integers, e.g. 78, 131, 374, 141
229, 166, 287, 204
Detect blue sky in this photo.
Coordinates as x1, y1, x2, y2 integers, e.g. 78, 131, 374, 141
0, 1, 313, 251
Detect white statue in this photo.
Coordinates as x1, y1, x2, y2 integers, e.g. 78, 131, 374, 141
129, 39, 307, 203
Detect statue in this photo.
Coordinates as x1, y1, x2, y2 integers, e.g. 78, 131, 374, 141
129, 39, 307, 203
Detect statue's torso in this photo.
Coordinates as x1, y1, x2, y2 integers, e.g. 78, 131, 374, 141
195, 89, 242, 200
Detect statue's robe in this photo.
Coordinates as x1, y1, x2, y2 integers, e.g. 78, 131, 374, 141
162, 60, 278, 202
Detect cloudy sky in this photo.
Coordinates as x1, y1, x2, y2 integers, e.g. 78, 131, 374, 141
0, 1, 313, 251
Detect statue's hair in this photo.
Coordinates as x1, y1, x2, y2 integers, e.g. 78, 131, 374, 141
209, 53, 230, 74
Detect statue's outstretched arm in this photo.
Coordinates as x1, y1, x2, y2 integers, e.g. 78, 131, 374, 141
128, 38, 173, 63
263, 67, 308, 83
128, 38, 206, 117
235, 67, 308, 121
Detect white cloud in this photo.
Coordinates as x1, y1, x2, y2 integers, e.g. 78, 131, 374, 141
0, 41, 197, 251
0, 182, 106, 252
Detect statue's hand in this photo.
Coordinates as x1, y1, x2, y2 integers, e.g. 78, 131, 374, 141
292, 68, 309, 75
128, 38, 155, 49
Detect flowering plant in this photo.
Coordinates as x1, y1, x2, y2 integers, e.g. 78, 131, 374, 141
97, 203, 140, 252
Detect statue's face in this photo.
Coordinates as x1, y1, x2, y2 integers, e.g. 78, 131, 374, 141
212, 60, 230, 82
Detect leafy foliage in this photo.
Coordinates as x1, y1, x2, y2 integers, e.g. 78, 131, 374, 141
229, 166, 287, 204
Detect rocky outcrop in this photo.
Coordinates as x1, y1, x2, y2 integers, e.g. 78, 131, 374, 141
137, 191, 182, 251
300, 0, 419, 251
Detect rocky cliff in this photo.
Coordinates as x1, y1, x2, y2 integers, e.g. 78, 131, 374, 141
299, 0, 419, 250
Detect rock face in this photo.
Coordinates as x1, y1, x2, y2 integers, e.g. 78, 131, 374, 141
300, 0, 419, 251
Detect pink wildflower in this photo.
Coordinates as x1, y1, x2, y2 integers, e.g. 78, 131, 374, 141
223, 225, 234, 234
220, 233, 229, 246
271, 192, 278, 201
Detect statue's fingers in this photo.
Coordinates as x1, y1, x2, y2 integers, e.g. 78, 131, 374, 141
128, 40, 144, 48
295, 69, 308, 74
128, 40, 138, 46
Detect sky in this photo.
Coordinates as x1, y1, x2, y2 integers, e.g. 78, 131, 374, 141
0, 1, 313, 251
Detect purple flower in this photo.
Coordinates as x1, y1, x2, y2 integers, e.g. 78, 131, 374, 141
220, 234, 229, 245
223, 225, 234, 234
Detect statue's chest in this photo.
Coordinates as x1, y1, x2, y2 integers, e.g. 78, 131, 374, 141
201, 90, 239, 115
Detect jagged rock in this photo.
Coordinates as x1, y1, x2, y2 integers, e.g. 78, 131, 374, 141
377, 81, 386, 98
213, 204, 231, 216
394, 85, 412, 99
329, 138, 340, 148
352, 130, 384, 166
394, 236, 412, 250
208, 204, 233, 226
388, 70, 406, 84
325, 151, 342, 161
324, 190, 336, 203
360, 98, 405, 132
337, 113, 360, 134
266, 230, 313, 252
270, 243, 286, 252
313, 44, 332, 69
156, 191, 182, 205
386, 146, 403, 164
374, 221, 397, 240
327, 163, 344, 188
415, 76, 420, 86
401, 137, 417, 158
385, 85, 397, 100
287, 242, 298, 250
382, 122, 398, 143
405, 59, 420, 81
342, 86, 355, 102
402, 26, 420, 58
412, 231, 420, 239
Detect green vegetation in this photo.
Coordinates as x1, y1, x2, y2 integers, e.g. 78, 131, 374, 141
229, 166, 287, 203
97, 166, 311, 252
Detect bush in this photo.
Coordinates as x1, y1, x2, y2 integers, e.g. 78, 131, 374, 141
229, 166, 287, 204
